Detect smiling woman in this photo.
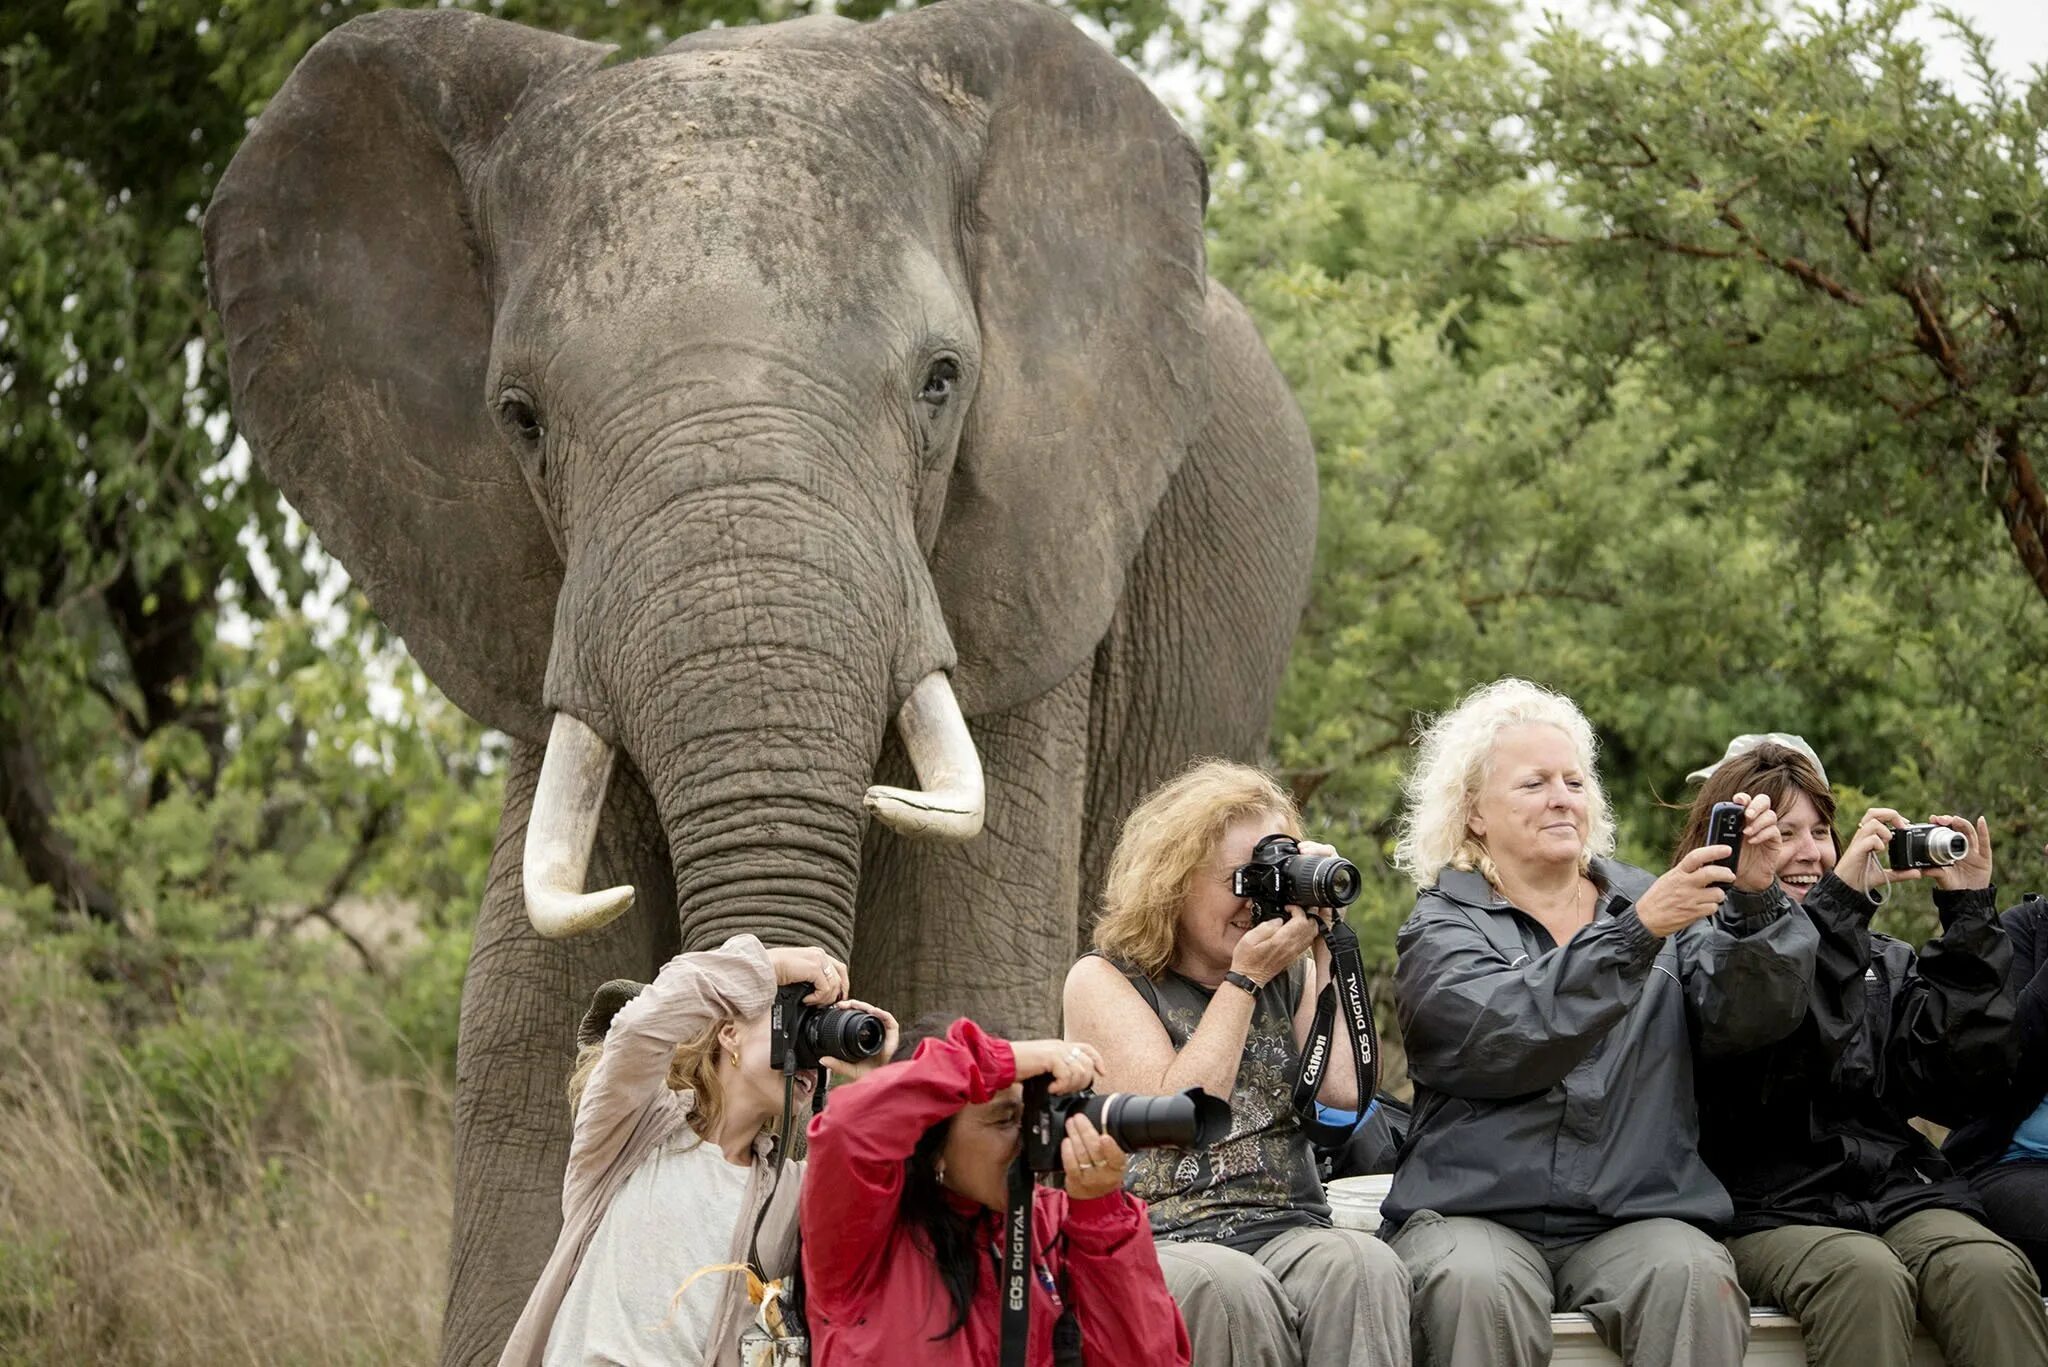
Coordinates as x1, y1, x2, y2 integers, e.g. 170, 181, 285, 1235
1676, 740, 2048, 1367
1383, 678, 1821, 1367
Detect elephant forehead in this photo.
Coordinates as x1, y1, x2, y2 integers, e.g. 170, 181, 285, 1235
484, 51, 964, 322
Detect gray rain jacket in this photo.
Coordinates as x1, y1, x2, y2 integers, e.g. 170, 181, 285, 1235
1382, 858, 1819, 1240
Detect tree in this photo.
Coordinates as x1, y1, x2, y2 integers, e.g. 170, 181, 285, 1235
1200, 0, 2048, 958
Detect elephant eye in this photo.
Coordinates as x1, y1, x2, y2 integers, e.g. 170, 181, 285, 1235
497, 391, 547, 448
919, 358, 960, 408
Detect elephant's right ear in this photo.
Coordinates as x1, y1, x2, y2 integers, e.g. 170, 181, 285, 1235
205, 11, 610, 743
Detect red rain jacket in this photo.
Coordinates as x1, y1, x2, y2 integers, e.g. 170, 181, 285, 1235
801, 1019, 1191, 1367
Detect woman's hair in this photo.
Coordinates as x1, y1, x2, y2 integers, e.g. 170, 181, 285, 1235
890, 1013, 1008, 1341
566, 1016, 729, 1138
1392, 677, 1616, 890
1674, 742, 1837, 863
1093, 759, 1303, 977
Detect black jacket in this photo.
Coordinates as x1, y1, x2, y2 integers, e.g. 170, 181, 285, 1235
1945, 894, 2048, 1174
1696, 873, 2016, 1236
1383, 858, 1819, 1240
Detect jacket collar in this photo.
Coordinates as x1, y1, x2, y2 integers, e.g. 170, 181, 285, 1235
1432, 856, 1650, 913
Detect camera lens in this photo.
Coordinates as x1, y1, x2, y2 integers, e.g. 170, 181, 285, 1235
807, 1006, 886, 1062
1926, 827, 1969, 866
1284, 852, 1362, 909
1087, 1089, 1233, 1150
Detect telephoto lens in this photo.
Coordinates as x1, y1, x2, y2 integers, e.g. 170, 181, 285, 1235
1081, 1089, 1234, 1149
1889, 823, 1970, 870
1024, 1086, 1233, 1171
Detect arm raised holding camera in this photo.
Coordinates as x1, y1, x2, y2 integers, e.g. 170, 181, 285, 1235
1066, 913, 1311, 1103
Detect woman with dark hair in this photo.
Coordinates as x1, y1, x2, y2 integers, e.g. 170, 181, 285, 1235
800, 1016, 1189, 1366
1677, 737, 2048, 1367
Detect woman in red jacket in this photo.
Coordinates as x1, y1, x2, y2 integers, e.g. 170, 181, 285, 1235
801, 1016, 1191, 1366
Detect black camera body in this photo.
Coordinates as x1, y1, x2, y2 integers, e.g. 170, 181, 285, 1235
1019, 1080, 1232, 1173
1889, 823, 1970, 870
769, 983, 886, 1072
1232, 833, 1362, 926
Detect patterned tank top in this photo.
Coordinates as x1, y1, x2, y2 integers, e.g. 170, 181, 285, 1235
1093, 953, 1330, 1253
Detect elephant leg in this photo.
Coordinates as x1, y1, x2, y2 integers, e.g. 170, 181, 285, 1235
442, 741, 679, 1367
852, 665, 1092, 1037
1078, 280, 1318, 942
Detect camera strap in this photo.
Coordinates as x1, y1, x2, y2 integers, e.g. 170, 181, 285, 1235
1290, 918, 1380, 1147
997, 1143, 1037, 1367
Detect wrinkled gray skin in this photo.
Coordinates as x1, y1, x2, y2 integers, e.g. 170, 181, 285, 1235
204, 1, 1314, 1360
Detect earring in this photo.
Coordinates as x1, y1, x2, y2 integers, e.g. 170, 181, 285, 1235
728, 1049, 741, 1068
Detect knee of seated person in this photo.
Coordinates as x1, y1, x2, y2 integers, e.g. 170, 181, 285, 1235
1921, 1232, 2043, 1298
1802, 1235, 1915, 1311
1288, 1228, 1406, 1287
1160, 1242, 1287, 1307
1636, 1224, 1742, 1297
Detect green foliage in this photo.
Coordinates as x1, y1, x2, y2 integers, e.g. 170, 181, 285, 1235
1205, 0, 2048, 958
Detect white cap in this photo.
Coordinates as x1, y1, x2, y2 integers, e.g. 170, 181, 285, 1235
1686, 733, 1828, 787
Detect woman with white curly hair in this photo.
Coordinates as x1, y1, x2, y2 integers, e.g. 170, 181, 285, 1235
1381, 678, 1819, 1367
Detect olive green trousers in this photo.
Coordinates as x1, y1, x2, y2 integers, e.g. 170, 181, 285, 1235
1725, 1207, 2048, 1367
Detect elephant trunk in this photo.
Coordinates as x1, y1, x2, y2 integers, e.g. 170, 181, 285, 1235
523, 472, 983, 947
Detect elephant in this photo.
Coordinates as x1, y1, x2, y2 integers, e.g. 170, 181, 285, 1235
203, 0, 1316, 1359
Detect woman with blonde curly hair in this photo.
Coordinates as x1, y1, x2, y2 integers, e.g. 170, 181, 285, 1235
1064, 759, 1409, 1367
1383, 678, 1818, 1367
500, 936, 896, 1367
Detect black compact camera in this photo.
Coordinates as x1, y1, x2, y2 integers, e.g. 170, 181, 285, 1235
1232, 833, 1362, 925
1020, 1080, 1232, 1173
769, 983, 886, 1072
1889, 823, 1971, 870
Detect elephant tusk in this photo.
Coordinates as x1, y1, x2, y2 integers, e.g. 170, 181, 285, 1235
864, 672, 986, 841
524, 712, 637, 938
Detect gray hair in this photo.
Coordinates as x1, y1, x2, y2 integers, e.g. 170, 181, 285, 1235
1392, 677, 1616, 890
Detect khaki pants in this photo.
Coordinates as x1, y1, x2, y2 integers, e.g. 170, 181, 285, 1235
1725, 1207, 2048, 1367
1154, 1224, 1411, 1367
1387, 1210, 1750, 1367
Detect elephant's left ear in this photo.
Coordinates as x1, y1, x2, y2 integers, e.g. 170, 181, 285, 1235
880, 0, 1210, 716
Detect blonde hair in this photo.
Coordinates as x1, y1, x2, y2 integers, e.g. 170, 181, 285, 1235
566, 1016, 729, 1138
1094, 759, 1302, 978
1392, 677, 1615, 890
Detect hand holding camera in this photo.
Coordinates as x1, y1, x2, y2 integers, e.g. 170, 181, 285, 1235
1636, 846, 1736, 937
766, 946, 850, 1004
1921, 814, 1992, 893
1720, 791, 1785, 894
1058, 1113, 1129, 1202
1835, 807, 1924, 896
768, 949, 893, 1075
1011, 1038, 1103, 1095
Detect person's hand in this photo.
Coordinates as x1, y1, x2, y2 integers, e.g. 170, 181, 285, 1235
1834, 807, 1923, 896
1635, 846, 1735, 937
1231, 907, 1320, 985
819, 1000, 899, 1081
1011, 1039, 1103, 1095
1927, 813, 1993, 893
1726, 791, 1786, 893
765, 946, 849, 1005
1061, 1112, 1128, 1202
1291, 839, 1348, 932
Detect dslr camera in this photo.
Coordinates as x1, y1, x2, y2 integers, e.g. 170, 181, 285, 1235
1889, 823, 1971, 870
769, 983, 887, 1072
1233, 833, 1362, 926
1020, 1080, 1232, 1173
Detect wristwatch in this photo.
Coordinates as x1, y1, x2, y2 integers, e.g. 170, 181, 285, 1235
1222, 970, 1261, 996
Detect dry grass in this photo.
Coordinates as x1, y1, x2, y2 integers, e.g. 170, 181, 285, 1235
0, 954, 451, 1366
